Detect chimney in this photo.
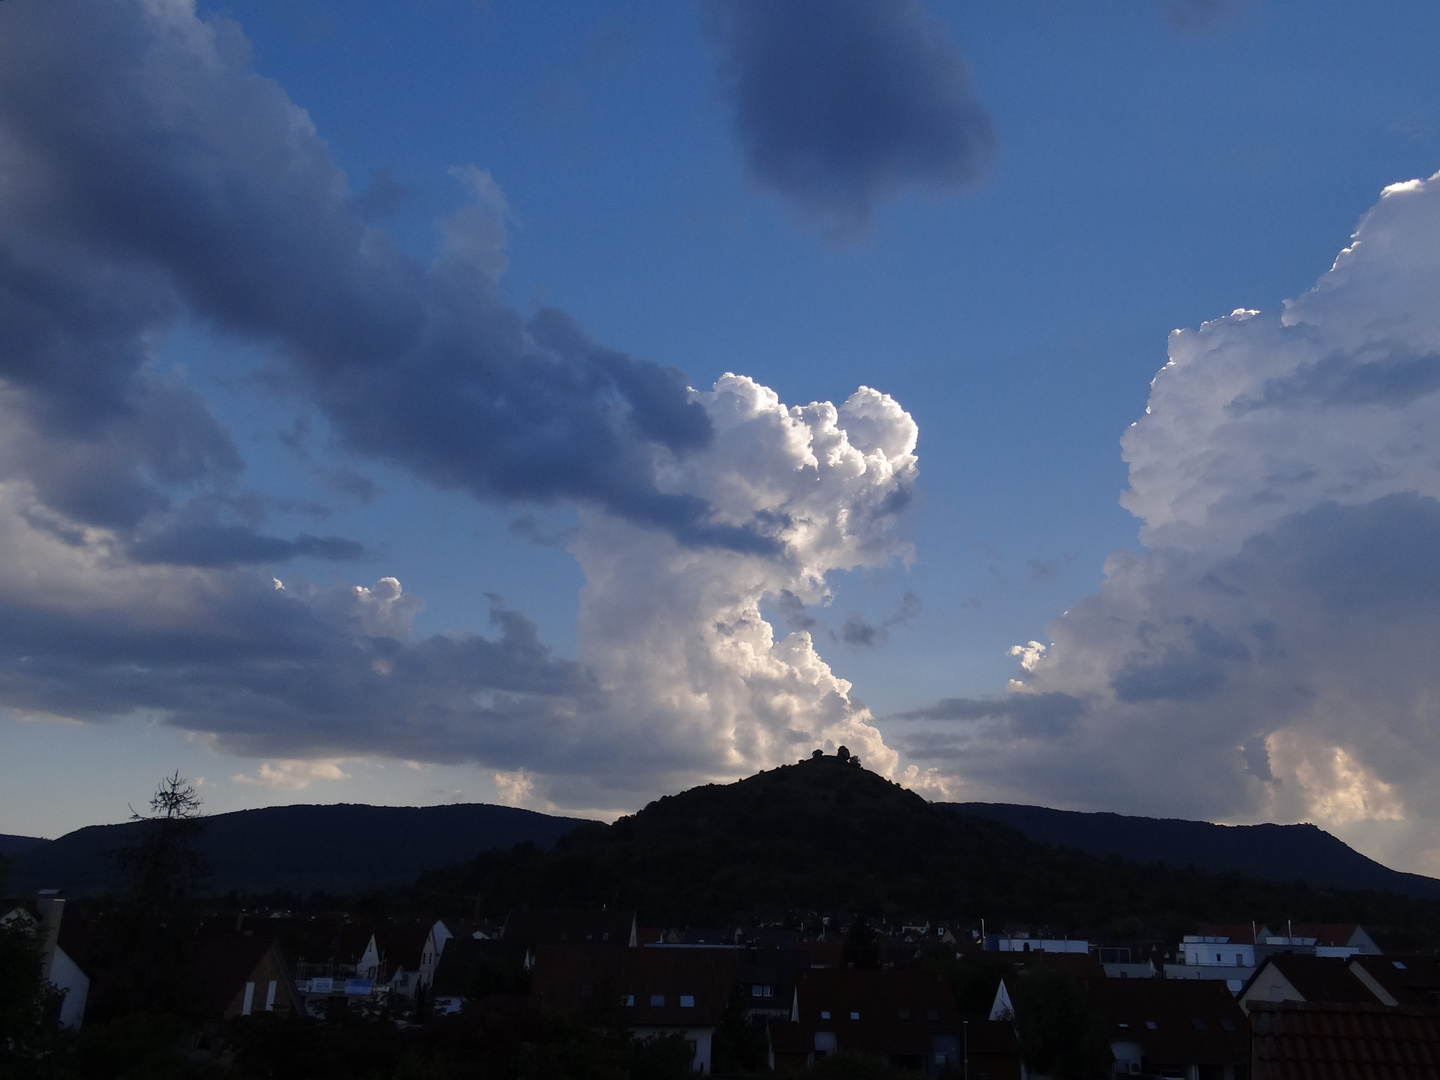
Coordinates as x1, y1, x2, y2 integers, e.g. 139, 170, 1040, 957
35, 889, 64, 976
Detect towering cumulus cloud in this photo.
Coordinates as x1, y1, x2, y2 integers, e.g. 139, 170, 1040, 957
901, 174, 1440, 874
566, 375, 918, 804
701, 0, 995, 234
0, 0, 919, 810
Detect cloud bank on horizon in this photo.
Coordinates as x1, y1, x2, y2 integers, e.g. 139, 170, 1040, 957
0, 0, 924, 811
899, 173, 1440, 874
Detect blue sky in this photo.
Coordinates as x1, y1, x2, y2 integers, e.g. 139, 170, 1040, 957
4, 0, 1440, 876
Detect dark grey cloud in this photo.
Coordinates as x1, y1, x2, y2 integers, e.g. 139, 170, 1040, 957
0, 0, 770, 553
1232, 346, 1440, 414
771, 589, 817, 632
895, 692, 1087, 738
509, 513, 576, 549
1111, 617, 1251, 703
701, 0, 996, 232
841, 614, 883, 648
834, 590, 920, 649
0, 590, 604, 771
128, 524, 367, 569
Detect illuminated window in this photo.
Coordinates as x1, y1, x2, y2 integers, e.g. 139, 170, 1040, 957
680, 995, 695, 1008
620, 994, 635, 1007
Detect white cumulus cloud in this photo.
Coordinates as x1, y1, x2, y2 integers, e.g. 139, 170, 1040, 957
898, 170, 1440, 874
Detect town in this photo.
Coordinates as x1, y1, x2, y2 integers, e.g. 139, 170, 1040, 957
5, 754, 1440, 1078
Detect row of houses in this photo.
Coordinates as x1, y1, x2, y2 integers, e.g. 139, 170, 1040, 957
6, 893, 1440, 1077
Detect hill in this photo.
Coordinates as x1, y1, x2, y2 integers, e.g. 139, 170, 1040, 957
413, 755, 1440, 945
946, 802, 1440, 901
7, 802, 591, 897
0, 833, 50, 857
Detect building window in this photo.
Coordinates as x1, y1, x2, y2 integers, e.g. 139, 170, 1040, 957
752, 984, 773, 998
820, 1010, 831, 1020
925, 1008, 940, 1021
1145, 1021, 1158, 1030
620, 994, 635, 1007
897, 1008, 911, 1020
849, 1011, 860, 1020
1218, 1018, 1236, 1033
680, 995, 695, 1008
1191, 1018, 1207, 1032
650, 994, 665, 1007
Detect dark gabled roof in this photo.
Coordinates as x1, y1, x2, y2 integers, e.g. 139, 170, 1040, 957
529, 944, 735, 1027
733, 947, 811, 990
333, 923, 377, 964
1250, 1001, 1440, 1080
792, 969, 960, 1057
502, 908, 634, 947
195, 934, 285, 1014
1085, 977, 1249, 1066
1251, 954, 1384, 1006
373, 924, 431, 974
1350, 955, 1440, 1010
432, 938, 530, 997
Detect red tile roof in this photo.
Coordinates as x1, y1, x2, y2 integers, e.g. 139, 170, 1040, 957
788, 968, 961, 1059
1250, 1001, 1440, 1080
1084, 977, 1249, 1067
1349, 956, 1440, 1011
1248, 955, 1384, 1007
530, 944, 736, 1027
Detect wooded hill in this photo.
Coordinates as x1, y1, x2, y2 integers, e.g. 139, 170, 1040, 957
6, 802, 590, 896
948, 802, 1440, 901
413, 755, 1440, 947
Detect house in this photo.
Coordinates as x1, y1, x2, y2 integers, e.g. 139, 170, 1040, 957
1249, 1000, 1440, 1079
529, 943, 736, 1073
196, 933, 305, 1019
1284, 923, 1381, 958
419, 918, 454, 989
431, 937, 532, 1015
1085, 976, 1249, 1080
963, 1019, 1024, 1080
1347, 954, 1440, 1010
769, 968, 963, 1075
732, 947, 813, 1020
986, 931, 1091, 955
1237, 954, 1383, 1014
502, 907, 638, 949
0, 890, 91, 1029
1166, 927, 1266, 993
